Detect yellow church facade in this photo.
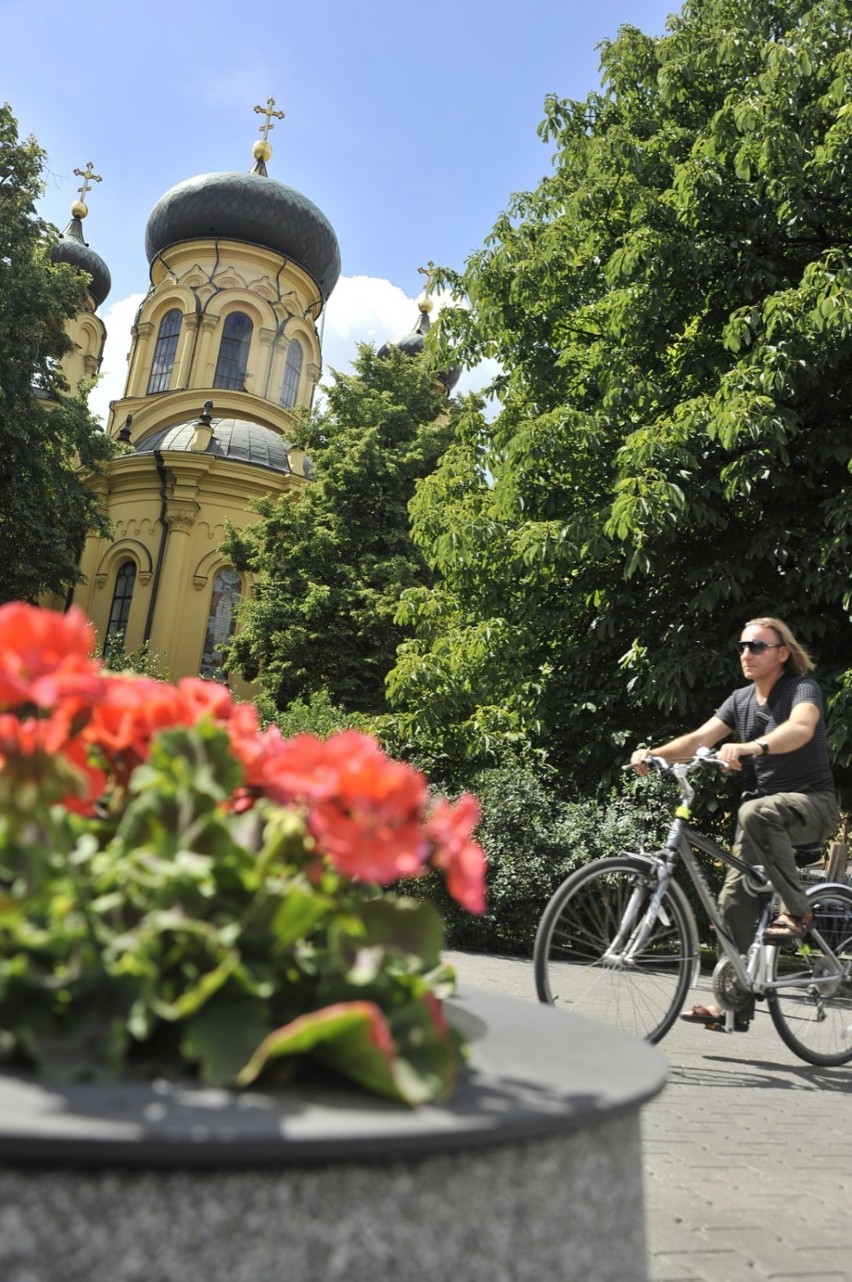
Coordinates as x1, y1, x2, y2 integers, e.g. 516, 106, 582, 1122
57, 103, 341, 694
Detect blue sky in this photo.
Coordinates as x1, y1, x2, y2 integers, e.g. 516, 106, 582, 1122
2, 0, 678, 420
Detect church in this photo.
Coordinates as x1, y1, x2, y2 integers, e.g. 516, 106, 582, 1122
51, 99, 433, 696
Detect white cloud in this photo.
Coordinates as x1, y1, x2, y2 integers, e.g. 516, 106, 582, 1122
320, 274, 500, 405
86, 276, 498, 429
88, 293, 145, 428
320, 274, 416, 368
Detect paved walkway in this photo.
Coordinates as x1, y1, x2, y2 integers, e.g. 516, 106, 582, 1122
445, 950, 852, 1282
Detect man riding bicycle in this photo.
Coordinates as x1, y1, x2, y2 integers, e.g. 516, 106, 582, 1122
630, 617, 839, 1030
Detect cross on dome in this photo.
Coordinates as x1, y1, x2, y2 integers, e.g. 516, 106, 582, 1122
251, 98, 285, 169
254, 97, 285, 142
72, 162, 102, 218
417, 261, 435, 313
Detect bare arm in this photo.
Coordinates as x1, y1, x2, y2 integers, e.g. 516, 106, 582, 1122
715, 701, 820, 770
630, 716, 731, 775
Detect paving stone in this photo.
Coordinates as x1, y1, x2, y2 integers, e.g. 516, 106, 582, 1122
446, 953, 852, 1282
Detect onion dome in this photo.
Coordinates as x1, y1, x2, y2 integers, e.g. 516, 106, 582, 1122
133, 402, 294, 475
50, 162, 111, 308
379, 305, 432, 360
378, 263, 460, 394
144, 98, 340, 304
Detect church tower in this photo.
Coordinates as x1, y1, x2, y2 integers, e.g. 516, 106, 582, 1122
72, 100, 340, 690
49, 162, 111, 392
378, 262, 460, 396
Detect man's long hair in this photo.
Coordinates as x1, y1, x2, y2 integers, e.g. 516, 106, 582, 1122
745, 617, 815, 676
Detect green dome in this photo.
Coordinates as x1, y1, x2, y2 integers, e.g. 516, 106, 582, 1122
51, 216, 111, 308
145, 170, 340, 303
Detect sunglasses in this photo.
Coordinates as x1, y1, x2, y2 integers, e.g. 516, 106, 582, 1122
736, 640, 783, 655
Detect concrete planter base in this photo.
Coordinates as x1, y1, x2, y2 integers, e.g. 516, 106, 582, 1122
0, 987, 666, 1282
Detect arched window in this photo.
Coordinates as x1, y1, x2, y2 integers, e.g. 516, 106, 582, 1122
200, 568, 242, 679
147, 309, 182, 394
279, 338, 303, 408
213, 313, 253, 390
105, 561, 136, 643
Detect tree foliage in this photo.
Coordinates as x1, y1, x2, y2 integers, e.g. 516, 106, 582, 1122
0, 104, 113, 602
225, 344, 475, 715
387, 0, 852, 799
403, 761, 687, 953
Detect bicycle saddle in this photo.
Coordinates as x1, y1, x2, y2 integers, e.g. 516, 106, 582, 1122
793, 844, 825, 867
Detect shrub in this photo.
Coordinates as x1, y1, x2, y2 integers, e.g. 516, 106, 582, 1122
404, 759, 731, 953
259, 688, 360, 738
102, 632, 168, 679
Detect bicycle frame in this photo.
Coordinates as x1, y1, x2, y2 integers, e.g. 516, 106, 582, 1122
673, 823, 777, 997
655, 760, 847, 1007
536, 749, 852, 1059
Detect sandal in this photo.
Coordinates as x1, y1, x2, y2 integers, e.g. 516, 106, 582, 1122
679, 1004, 749, 1031
763, 911, 814, 943
679, 1003, 722, 1024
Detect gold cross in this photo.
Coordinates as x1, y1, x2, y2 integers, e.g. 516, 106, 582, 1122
73, 162, 102, 203
417, 261, 435, 296
254, 97, 285, 142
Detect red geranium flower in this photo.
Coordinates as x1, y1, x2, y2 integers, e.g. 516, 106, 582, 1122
0, 602, 104, 710
0, 712, 107, 813
225, 709, 284, 795
427, 794, 487, 915
0, 712, 67, 759
174, 676, 236, 725
258, 731, 432, 883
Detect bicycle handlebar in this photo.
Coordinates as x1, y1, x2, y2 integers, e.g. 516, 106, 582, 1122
622, 748, 730, 775
623, 748, 731, 810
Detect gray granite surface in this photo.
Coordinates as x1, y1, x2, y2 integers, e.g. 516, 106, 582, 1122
0, 985, 661, 1282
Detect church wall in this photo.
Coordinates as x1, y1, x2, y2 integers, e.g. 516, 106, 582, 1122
60, 300, 107, 392
115, 241, 323, 423
74, 453, 303, 695
64, 123, 337, 699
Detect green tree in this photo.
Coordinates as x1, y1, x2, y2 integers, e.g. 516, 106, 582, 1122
0, 104, 113, 603
387, 0, 852, 796
225, 344, 475, 715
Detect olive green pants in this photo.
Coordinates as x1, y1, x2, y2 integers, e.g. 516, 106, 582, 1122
718, 790, 840, 954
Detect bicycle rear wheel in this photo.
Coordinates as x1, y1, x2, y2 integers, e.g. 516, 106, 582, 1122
767, 882, 852, 1066
534, 855, 696, 1043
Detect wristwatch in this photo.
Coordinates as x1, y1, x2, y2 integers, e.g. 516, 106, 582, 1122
757, 738, 770, 755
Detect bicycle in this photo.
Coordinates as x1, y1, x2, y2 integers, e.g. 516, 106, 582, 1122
533, 749, 852, 1065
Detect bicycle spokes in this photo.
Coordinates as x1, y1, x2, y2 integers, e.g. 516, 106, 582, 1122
534, 857, 693, 1043
767, 885, 852, 1066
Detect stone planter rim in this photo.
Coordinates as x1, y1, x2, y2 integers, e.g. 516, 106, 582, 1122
0, 986, 666, 1169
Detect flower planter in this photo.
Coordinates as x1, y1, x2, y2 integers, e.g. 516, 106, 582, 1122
0, 987, 665, 1282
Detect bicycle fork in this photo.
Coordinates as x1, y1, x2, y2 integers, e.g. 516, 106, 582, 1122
602, 861, 674, 966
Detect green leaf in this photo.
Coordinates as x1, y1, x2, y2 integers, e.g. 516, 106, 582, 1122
181, 995, 272, 1087
386, 995, 462, 1103
15, 984, 132, 1080
270, 885, 332, 950
359, 896, 445, 968
236, 997, 461, 1104
236, 1001, 401, 1095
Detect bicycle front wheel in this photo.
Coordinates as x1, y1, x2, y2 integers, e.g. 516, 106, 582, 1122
767, 882, 852, 1066
534, 855, 696, 1043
